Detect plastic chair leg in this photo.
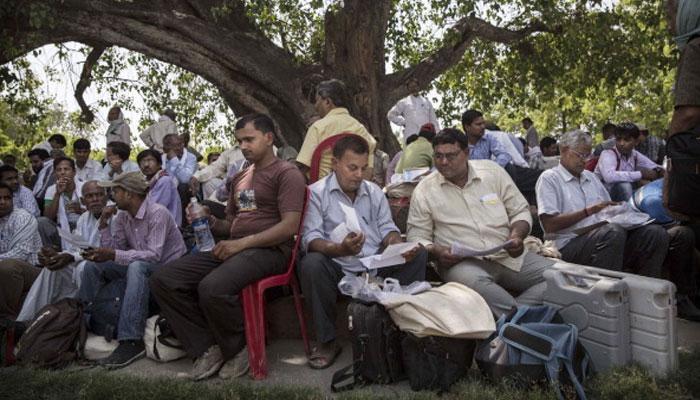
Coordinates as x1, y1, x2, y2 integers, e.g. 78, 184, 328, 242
250, 288, 268, 380
242, 285, 267, 380
290, 276, 311, 356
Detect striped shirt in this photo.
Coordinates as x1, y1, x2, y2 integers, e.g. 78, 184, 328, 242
0, 208, 41, 265
100, 199, 186, 266
14, 186, 39, 217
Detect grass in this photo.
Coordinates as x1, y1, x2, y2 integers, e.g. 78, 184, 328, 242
2, 350, 700, 400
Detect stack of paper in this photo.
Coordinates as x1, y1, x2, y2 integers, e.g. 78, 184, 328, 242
359, 242, 420, 270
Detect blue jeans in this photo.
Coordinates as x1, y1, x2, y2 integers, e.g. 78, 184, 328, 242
608, 182, 635, 202
79, 260, 158, 341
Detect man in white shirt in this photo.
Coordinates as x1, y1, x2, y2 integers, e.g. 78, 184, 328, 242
139, 109, 178, 153
162, 134, 197, 186
17, 181, 111, 321
39, 157, 85, 249
102, 142, 140, 181
387, 85, 440, 142
190, 145, 247, 201
73, 138, 103, 183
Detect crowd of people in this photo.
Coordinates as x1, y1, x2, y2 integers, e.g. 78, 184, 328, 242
0, 76, 699, 382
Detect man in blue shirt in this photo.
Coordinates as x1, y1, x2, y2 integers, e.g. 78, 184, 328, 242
299, 135, 427, 370
462, 109, 511, 167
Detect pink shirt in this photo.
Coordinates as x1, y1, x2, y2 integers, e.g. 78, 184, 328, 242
595, 147, 659, 184
100, 199, 186, 265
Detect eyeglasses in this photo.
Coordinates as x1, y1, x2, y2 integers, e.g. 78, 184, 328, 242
569, 149, 592, 161
433, 151, 463, 161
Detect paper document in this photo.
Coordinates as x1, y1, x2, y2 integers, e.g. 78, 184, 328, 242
360, 242, 420, 270
450, 239, 514, 258
57, 226, 92, 249
339, 203, 362, 233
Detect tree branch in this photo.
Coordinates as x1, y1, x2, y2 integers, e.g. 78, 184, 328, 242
383, 15, 554, 105
75, 45, 106, 124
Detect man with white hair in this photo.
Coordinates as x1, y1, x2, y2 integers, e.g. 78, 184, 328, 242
535, 129, 700, 320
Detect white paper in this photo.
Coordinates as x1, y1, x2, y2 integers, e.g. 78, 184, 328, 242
330, 222, 352, 244
450, 239, 515, 258
339, 202, 361, 233
57, 226, 92, 249
359, 242, 420, 270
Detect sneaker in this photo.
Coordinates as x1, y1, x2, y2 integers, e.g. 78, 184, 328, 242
191, 345, 225, 381
219, 347, 249, 379
98, 340, 145, 369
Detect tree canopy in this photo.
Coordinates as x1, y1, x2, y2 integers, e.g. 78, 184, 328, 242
0, 0, 677, 157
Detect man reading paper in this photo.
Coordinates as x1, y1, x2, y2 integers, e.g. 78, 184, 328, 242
299, 135, 427, 370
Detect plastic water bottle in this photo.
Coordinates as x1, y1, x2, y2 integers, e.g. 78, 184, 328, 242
190, 197, 215, 252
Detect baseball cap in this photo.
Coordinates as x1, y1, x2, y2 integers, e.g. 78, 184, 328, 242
98, 171, 149, 195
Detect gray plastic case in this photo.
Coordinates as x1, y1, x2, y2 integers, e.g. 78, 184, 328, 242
543, 267, 631, 371
549, 261, 678, 375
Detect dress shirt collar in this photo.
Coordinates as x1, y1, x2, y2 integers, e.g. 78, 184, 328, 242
327, 172, 369, 201
436, 161, 482, 189
553, 163, 590, 183
134, 198, 150, 220
326, 107, 349, 118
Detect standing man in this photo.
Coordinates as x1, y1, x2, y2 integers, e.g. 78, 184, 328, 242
137, 149, 182, 227
140, 109, 178, 153
105, 106, 131, 145
73, 138, 104, 183
296, 79, 377, 180
669, 0, 700, 135
407, 129, 554, 317
299, 135, 426, 369
0, 182, 42, 320
387, 81, 440, 143
79, 171, 186, 368
522, 117, 539, 149
0, 165, 39, 217
151, 114, 306, 380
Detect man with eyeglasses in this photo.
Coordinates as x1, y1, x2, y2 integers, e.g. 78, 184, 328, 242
407, 128, 555, 318
535, 130, 700, 320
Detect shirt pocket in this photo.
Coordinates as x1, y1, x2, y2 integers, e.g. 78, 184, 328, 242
478, 192, 509, 222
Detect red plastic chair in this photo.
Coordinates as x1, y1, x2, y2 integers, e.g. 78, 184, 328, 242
241, 188, 311, 380
308, 132, 356, 183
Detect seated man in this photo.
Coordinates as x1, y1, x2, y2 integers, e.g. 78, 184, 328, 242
528, 137, 560, 171
395, 123, 436, 174
30, 148, 55, 210
635, 124, 666, 165
73, 138, 104, 183
39, 157, 85, 249
150, 114, 306, 380
162, 133, 197, 187
536, 130, 700, 320
296, 79, 376, 180
0, 165, 39, 217
299, 135, 427, 369
407, 128, 555, 317
190, 145, 246, 201
137, 149, 182, 227
17, 181, 112, 321
102, 141, 140, 181
0, 182, 42, 320
594, 122, 663, 201
79, 171, 186, 368
462, 110, 511, 167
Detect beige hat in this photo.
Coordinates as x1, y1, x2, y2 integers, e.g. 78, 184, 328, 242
98, 171, 149, 195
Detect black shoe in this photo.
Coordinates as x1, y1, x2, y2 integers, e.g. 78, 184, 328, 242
98, 340, 145, 369
677, 295, 700, 322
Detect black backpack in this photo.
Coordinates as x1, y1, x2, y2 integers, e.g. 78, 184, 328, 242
16, 298, 87, 368
85, 279, 126, 341
331, 302, 405, 392
401, 334, 476, 393
665, 126, 700, 220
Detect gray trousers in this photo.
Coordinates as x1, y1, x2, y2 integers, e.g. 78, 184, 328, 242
438, 251, 555, 318
560, 223, 668, 278
299, 248, 427, 344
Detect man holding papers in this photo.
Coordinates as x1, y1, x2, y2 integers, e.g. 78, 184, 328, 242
536, 129, 700, 320
300, 135, 426, 370
407, 128, 554, 318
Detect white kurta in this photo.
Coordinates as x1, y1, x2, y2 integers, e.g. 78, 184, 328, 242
17, 211, 108, 321
387, 95, 440, 141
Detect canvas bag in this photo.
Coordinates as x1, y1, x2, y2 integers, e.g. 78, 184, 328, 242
381, 282, 496, 339
144, 315, 187, 362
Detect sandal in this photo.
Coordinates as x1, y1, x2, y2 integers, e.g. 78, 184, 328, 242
308, 344, 342, 369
